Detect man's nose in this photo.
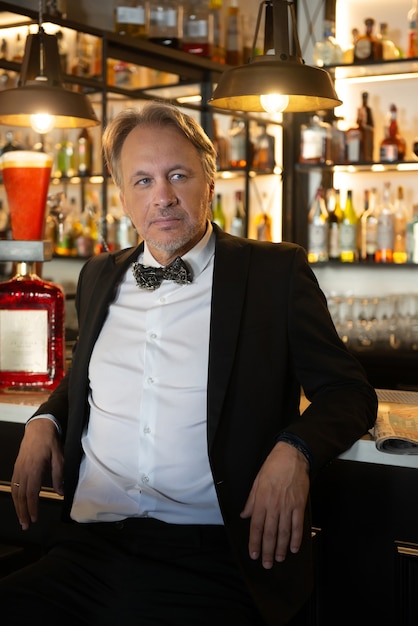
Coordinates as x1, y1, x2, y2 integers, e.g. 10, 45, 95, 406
154, 179, 177, 207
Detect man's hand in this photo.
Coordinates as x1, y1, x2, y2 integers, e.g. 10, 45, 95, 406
240, 440, 310, 570
11, 418, 64, 530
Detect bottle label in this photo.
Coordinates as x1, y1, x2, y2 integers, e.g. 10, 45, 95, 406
185, 20, 209, 38
0, 309, 48, 373
300, 129, 324, 160
339, 223, 357, 251
355, 39, 372, 59
151, 9, 177, 27
116, 7, 146, 25
380, 144, 398, 162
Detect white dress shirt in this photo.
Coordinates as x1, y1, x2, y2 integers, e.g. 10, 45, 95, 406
70, 223, 224, 525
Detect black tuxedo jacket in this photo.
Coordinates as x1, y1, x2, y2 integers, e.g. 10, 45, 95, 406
34, 226, 377, 625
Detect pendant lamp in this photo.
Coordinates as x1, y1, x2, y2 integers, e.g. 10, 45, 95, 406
0, 1, 99, 133
209, 0, 342, 114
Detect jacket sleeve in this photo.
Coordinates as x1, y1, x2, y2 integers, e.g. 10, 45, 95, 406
282, 245, 378, 473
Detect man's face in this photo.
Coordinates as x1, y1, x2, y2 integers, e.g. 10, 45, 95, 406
119, 124, 213, 264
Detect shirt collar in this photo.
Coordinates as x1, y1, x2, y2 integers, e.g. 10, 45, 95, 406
141, 221, 215, 280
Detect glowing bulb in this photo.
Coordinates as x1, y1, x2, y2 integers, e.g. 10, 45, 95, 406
260, 93, 290, 114
30, 113, 55, 134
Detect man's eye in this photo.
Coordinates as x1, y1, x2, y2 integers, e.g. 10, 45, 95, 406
171, 173, 185, 181
136, 177, 151, 185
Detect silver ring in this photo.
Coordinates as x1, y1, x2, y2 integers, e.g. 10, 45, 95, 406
13, 482, 20, 487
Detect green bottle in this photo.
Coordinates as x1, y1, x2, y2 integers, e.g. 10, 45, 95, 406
212, 192, 226, 230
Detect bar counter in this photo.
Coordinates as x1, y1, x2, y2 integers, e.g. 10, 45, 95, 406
2, 389, 418, 468
1, 389, 418, 624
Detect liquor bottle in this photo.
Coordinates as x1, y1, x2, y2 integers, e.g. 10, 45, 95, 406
45, 0, 67, 17
379, 104, 406, 162
312, 20, 343, 67
254, 192, 272, 242
229, 117, 247, 168
345, 92, 374, 163
252, 124, 275, 171
375, 181, 394, 263
393, 185, 408, 264
209, 0, 225, 63
354, 18, 383, 63
307, 188, 329, 263
230, 190, 245, 237
406, 204, 418, 262
114, 1, 150, 38
407, 0, 418, 58
330, 117, 346, 164
225, 0, 243, 65
299, 113, 332, 165
212, 118, 230, 170
56, 134, 75, 178
76, 128, 93, 177
0, 261, 65, 390
342, 28, 359, 64
148, 0, 183, 48
212, 192, 226, 229
360, 187, 378, 262
182, 0, 213, 57
56, 30, 69, 74
339, 189, 358, 262
326, 188, 342, 261
358, 91, 374, 162
378, 23, 401, 60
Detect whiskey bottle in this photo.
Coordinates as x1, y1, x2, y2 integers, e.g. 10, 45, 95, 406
225, 0, 243, 65
148, 0, 182, 48
354, 18, 383, 63
209, 0, 225, 63
212, 118, 230, 170
358, 91, 374, 162
182, 0, 213, 57
379, 104, 406, 162
299, 113, 332, 165
114, 1, 150, 38
0, 258, 65, 390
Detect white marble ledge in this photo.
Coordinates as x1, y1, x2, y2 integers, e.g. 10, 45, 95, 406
2, 392, 418, 470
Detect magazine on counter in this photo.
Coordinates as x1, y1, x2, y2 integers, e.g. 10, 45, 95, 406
372, 390, 418, 454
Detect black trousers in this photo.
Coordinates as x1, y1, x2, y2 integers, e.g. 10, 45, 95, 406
0, 517, 266, 626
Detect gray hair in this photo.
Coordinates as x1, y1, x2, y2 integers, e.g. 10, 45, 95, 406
102, 102, 217, 189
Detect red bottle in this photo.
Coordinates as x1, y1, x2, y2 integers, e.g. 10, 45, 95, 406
0, 262, 65, 390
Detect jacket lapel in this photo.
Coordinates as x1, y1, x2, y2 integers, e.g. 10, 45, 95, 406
207, 229, 252, 445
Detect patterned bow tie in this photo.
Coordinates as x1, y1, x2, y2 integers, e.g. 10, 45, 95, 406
132, 256, 193, 291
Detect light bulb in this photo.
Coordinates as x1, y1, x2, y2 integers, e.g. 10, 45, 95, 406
30, 113, 55, 134
260, 93, 290, 114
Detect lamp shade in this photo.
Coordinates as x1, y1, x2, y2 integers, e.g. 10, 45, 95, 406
209, 55, 342, 113
209, 0, 342, 114
0, 29, 99, 129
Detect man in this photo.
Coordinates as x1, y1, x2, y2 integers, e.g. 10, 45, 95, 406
0, 103, 377, 625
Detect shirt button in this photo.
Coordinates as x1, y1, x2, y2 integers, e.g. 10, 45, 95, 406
150, 332, 157, 339
144, 426, 151, 434
159, 297, 166, 304
147, 377, 154, 384
141, 475, 149, 484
